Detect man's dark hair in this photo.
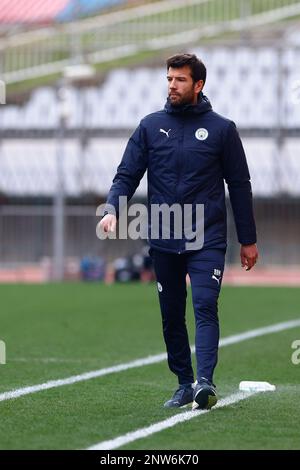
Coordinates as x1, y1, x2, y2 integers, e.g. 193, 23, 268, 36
166, 53, 206, 84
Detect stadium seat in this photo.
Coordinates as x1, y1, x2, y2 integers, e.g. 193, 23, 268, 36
1, 46, 299, 197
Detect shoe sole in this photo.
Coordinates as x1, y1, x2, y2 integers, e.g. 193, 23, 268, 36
192, 389, 217, 410
180, 403, 191, 409
163, 399, 193, 409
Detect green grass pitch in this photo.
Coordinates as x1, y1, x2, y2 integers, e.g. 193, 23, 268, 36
0, 283, 299, 449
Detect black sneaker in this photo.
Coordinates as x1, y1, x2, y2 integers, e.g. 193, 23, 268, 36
164, 384, 194, 408
192, 378, 218, 410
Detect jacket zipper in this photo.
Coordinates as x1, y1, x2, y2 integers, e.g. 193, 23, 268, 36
175, 118, 185, 254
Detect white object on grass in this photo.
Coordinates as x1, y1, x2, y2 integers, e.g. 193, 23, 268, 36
239, 381, 276, 392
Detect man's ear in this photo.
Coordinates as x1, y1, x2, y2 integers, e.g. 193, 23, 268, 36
195, 79, 204, 94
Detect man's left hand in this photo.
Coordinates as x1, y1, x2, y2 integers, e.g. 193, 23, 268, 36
240, 244, 258, 271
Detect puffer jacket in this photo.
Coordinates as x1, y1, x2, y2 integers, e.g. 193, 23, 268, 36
105, 92, 256, 253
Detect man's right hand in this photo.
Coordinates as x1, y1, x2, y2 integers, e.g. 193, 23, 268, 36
99, 214, 117, 233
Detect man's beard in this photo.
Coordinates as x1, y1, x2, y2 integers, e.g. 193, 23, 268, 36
169, 91, 195, 106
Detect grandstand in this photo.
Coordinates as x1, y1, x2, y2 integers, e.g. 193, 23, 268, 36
1, 46, 300, 197
2, 46, 300, 129
2, 0, 300, 84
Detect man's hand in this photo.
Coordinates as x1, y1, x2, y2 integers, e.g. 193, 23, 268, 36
99, 214, 117, 233
240, 244, 258, 271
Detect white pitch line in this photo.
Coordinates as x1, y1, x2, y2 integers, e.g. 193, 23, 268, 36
9, 357, 107, 364
87, 391, 259, 450
190, 318, 300, 355
0, 319, 299, 403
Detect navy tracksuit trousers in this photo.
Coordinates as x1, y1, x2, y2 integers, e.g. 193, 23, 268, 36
150, 248, 225, 385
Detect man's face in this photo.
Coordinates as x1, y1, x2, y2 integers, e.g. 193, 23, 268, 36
167, 65, 203, 106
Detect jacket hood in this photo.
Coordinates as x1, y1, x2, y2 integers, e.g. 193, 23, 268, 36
164, 91, 212, 115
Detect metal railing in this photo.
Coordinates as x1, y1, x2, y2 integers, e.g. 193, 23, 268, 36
1, 0, 300, 84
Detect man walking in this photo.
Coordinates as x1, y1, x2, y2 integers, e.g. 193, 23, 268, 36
100, 53, 258, 410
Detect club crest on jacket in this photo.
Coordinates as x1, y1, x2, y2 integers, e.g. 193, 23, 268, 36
195, 128, 208, 140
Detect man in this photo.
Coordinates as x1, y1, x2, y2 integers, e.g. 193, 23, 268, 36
100, 53, 258, 410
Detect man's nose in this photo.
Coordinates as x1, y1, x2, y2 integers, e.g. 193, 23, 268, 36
169, 79, 177, 89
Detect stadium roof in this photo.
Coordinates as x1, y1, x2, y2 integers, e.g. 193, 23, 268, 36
0, 0, 126, 24
0, 0, 68, 24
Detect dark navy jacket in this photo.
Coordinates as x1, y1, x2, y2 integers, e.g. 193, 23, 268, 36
105, 92, 257, 253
